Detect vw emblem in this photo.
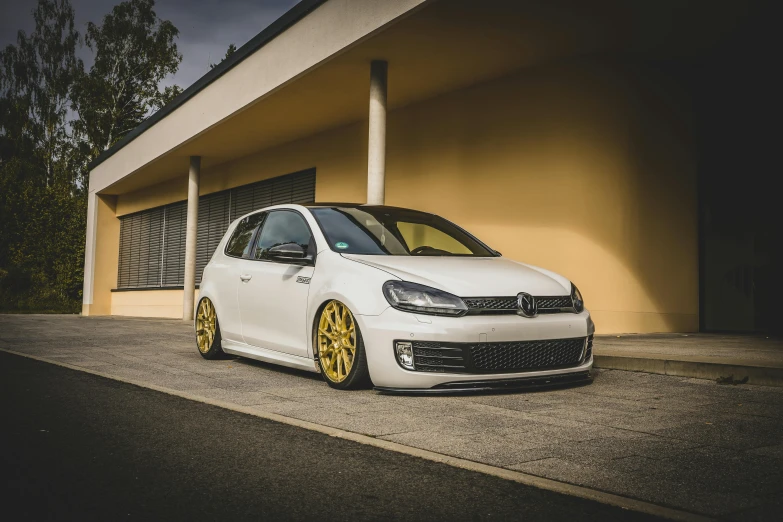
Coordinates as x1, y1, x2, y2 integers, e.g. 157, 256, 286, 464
517, 292, 538, 318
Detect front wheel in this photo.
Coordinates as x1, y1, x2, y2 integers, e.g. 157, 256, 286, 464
195, 297, 225, 360
316, 300, 370, 390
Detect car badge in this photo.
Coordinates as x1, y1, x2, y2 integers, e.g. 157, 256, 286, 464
516, 292, 538, 318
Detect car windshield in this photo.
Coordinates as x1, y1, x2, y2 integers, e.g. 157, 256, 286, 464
310, 206, 496, 256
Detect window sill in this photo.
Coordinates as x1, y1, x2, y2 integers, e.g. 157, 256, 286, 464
111, 285, 200, 292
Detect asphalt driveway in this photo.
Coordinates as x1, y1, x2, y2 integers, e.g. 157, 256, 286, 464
0, 351, 660, 521
1, 314, 782, 519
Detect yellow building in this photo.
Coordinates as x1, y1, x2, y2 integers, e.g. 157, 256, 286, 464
82, 0, 779, 334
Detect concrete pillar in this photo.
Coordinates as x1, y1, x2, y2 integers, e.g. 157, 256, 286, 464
182, 156, 200, 321
367, 60, 388, 205
81, 191, 99, 316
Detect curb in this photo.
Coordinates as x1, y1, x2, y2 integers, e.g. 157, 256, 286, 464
0, 347, 713, 522
594, 355, 783, 387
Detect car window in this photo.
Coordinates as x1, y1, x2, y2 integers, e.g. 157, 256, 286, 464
225, 213, 265, 258
310, 207, 495, 256
397, 222, 473, 255
254, 211, 312, 261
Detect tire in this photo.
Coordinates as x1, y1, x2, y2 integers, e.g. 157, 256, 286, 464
195, 297, 225, 360
316, 300, 371, 390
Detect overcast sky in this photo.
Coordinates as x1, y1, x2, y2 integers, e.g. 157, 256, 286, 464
0, 0, 301, 90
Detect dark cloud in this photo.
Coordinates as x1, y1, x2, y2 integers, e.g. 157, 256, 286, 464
0, 0, 301, 89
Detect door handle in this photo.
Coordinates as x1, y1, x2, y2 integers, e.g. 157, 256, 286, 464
239, 274, 252, 282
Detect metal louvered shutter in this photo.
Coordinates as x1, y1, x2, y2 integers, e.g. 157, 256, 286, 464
229, 168, 315, 221
196, 192, 230, 284
116, 207, 163, 289
116, 168, 315, 289
162, 201, 187, 286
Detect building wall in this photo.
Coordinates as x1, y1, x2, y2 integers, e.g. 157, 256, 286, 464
111, 289, 199, 318
85, 195, 120, 316
102, 58, 698, 333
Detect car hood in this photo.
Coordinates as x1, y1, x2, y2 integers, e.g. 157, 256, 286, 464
342, 255, 571, 297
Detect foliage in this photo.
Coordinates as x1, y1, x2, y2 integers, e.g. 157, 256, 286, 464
0, 0, 181, 313
72, 0, 182, 157
209, 43, 237, 69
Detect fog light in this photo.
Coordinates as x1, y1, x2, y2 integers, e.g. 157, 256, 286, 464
395, 341, 415, 370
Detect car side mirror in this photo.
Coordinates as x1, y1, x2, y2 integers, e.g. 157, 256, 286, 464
267, 243, 312, 264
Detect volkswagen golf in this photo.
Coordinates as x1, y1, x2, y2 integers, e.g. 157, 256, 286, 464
195, 204, 595, 393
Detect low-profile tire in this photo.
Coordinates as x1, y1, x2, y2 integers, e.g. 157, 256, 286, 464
195, 297, 225, 360
316, 300, 371, 390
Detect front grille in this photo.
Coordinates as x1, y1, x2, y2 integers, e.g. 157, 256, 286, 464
464, 297, 517, 313
471, 338, 585, 372
409, 337, 587, 374
536, 296, 573, 310
464, 295, 574, 315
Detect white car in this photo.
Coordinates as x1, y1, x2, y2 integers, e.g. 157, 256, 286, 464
195, 204, 594, 393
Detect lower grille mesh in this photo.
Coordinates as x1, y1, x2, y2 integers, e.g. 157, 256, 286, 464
409, 337, 587, 374
471, 338, 585, 372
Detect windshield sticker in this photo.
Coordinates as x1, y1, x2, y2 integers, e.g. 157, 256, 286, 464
335, 242, 349, 249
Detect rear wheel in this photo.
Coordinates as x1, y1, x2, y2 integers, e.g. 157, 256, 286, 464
316, 300, 370, 390
196, 297, 224, 360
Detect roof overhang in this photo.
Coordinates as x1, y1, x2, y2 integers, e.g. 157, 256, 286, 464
89, 0, 429, 194
92, 0, 743, 196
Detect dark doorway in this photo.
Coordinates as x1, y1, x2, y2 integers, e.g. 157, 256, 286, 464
693, 0, 781, 332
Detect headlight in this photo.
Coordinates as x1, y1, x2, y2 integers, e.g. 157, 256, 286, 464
571, 283, 585, 313
382, 281, 468, 316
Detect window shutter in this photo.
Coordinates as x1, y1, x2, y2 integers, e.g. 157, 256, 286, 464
229, 168, 314, 220
162, 201, 187, 286
116, 208, 163, 289
116, 168, 315, 289
196, 192, 230, 284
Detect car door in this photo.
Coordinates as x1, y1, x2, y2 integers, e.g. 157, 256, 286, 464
212, 212, 266, 342
237, 210, 315, 357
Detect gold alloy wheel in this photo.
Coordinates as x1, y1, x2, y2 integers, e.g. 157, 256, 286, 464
196, 298, 217, 354
317, 300, 357, 383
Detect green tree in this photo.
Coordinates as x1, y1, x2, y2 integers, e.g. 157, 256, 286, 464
209, 43, 237, 69
72, 0, 183, 159
1, 0, 183, 313
0, 0, 85, 312
1, 0, 82, 187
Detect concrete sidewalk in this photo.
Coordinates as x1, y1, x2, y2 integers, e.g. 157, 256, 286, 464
594, 334, 783, 387
2, 314, 782, 520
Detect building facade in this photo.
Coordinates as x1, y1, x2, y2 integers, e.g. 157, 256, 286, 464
82, 0, 779, 334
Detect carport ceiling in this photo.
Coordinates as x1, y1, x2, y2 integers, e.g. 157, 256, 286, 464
103, 0, 739, 195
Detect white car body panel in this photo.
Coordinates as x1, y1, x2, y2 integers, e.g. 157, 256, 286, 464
197, 204, 594, 391
221, 338, 314, 372
236, 258, 313, 357
342, 255, 570, 296
357, 307, 593, 389
200, 220, 243, 342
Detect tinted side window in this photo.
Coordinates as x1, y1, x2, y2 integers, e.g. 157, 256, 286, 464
254, 211, 312, 260
225, 213, 265, 257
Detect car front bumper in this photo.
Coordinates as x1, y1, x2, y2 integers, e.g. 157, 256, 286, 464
356, 307, 595, 391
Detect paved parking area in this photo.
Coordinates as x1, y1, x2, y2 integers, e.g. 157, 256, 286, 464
596, 333, 783, 367
2, 314, 782, 519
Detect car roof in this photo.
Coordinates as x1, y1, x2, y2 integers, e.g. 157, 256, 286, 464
304, 203, 427, 213
233, 203, 433, 224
